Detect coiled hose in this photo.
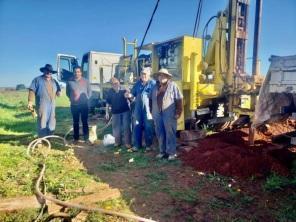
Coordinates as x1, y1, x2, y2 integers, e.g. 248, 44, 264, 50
28, 135, 156, 222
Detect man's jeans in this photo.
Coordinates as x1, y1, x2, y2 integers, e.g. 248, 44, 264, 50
112, 111, 131, 146
133, 110, 154, 149
71, 104, 89, 141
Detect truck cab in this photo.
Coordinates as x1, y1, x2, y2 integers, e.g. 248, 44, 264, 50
57, 51, 122, 110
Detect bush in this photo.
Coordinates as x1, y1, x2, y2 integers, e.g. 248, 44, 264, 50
16, 84, 26, 91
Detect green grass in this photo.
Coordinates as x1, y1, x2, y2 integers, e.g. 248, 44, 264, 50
0, 90, 132, 221
0, 143, 37, 197
145, 171, 168, 182
133, 172, 169, 197
168, 188, 199, 204
1, 90, 296, 221
0, 91, 36, 137
0, 90, 72, 140
96, 147, 180, 173
0, 143, 96, 199
0, 209, 39, 222
86, 198, 133, 222
208, 197, 233, 209
264, 173, 291, 191
274, 194, 296, 222
264, 161, 296, 191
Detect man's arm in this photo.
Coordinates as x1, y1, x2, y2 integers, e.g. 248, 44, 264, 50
173, 83, 183, 119
105, 90, 112, 120
28, 90, 35, 110
175, 99, 183, 119
55, 80, 61, 96
66, 82, 70, 98
130, 82, 137, 97
87, 80, 92, 98
28, 78, 37, 110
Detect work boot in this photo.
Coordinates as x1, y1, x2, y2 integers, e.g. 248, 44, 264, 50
156, 153, 165, 159
145, 146, 152, 152
168, 154, 177, 161
125, 144, 132, 149
114, 143, 121, 148
85, 139, 94, 146
131, 146, 139, 152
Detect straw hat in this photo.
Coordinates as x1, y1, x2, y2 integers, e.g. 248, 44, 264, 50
154, 68, 172, 78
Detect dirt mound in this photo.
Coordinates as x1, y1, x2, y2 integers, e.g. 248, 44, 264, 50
181, 130, 291, 178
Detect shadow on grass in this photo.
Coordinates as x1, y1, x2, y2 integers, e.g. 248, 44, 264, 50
0, 102, 18, 110
0, 134, 32, 141
0, 107, 72, 144
0, 133, 35, 147
1, 120, 36, 135
14, 112, 32, 118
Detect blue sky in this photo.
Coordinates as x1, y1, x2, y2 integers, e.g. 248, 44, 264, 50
0, 0, 295, 87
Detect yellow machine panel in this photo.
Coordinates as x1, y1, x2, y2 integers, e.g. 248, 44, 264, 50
151, 36, 222, 130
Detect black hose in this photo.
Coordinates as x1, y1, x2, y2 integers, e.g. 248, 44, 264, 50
35, 164, 156, 222
28, 136, 156, 221
193, 0, 203, 37
137, 0, 161, 58
202, 15, 218, 60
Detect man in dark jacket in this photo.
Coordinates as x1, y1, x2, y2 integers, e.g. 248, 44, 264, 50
105, 77, 131, 148
66, 66, 91, 143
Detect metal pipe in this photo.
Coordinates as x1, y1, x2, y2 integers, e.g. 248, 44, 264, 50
249, 0, 263, 146
252, 0, 263, 77
122, 38, 127, 56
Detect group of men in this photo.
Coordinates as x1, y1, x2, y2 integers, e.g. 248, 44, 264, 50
28, 64, 183, 160
28, 64, 91, 144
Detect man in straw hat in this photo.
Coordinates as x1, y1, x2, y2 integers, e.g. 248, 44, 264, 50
150, 68, 183, 160
28, 64, 61, 137
125, 67, 156, 152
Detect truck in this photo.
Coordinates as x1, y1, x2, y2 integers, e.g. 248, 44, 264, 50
56, 51, 122, 110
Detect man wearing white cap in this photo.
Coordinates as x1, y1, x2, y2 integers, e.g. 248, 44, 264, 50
151, 68, 183, 160
125, 67, 156, 152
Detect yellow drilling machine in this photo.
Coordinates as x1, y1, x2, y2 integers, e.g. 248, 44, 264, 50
57, 0, 264, 135
119, 0, 263, 131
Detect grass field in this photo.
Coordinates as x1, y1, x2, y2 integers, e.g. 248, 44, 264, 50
0, 90, 132, 221
0, 90, 295, 222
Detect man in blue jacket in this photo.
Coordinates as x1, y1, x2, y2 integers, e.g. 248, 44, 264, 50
126, 67, 156, 152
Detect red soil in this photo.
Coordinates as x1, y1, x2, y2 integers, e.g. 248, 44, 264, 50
181, 130, 291, 178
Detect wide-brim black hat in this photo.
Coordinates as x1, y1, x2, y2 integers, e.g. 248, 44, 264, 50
40, 64, 57, 74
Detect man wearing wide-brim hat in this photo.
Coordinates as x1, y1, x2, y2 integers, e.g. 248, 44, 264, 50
28, 64, 61, 137
152, 68, 173, 78
150, 68, 183, 160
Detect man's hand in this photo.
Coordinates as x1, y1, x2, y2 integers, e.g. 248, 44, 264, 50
175, 114, 181, 119
124, 91, 132, 99
56, 91, 61, 97
27, 101, 34, 111
105, 112, 110, 120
